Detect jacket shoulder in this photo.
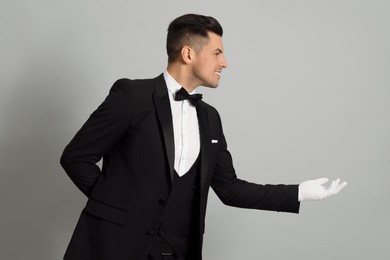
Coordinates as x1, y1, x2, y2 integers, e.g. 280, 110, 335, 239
109, 77, 155, 95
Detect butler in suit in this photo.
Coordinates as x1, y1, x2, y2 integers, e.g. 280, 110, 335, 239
60, 14, 347, 260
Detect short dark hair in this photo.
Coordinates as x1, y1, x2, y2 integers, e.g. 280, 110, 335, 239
166, 14, 223, 63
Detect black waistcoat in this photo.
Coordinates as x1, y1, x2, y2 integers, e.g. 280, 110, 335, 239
149, 156, 200, 258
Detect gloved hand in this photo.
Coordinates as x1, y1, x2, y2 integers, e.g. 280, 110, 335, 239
298, 178, 347, 201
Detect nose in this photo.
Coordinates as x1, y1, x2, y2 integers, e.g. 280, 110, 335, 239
221, 55, 228, 68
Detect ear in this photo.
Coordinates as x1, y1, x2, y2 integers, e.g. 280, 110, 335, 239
181, 46, 194, 64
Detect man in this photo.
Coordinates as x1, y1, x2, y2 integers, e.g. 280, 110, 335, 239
60, 14, 347, 260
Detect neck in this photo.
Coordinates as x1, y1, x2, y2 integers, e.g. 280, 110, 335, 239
167, 63, 198, 93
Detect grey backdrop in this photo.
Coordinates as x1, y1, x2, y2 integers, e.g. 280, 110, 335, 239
1, 0, 389, 259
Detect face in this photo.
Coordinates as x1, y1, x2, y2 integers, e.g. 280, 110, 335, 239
190, 32, 228, 88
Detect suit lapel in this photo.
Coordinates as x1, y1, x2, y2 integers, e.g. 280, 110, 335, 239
196, 102, 211, 192
152, 74, 175, 183
152, 74, 212, 190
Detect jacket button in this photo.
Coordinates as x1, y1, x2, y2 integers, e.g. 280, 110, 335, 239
147, 229, 155, 235
158, 198, 167, 205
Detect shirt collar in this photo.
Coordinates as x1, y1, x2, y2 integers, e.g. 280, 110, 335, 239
163, 71, 197, 96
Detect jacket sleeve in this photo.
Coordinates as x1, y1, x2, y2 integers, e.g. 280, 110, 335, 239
60, 79, 134, 197
210, 113, 300, 214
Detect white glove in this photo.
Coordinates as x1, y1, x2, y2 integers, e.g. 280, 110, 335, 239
298, 178, 347, 201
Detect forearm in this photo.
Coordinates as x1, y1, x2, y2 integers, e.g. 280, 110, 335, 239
60, 154, 100, 197
210, 137, 300, 213
213, 178, 300, 213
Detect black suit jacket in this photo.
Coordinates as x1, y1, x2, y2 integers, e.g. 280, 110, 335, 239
60, 74, 300, 260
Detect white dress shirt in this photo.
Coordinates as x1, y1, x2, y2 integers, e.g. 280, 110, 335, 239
163, 71, 200, 177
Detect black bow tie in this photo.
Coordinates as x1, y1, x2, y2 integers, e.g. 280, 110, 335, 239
174, 87, 203, 106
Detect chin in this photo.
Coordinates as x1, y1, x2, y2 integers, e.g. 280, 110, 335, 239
205, 81, 220, 88
212, 82, 220, 88
203, 84, 219, 89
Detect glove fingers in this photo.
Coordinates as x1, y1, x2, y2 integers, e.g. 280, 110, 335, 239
334, 181, 348, 194
328, 179, 338, 194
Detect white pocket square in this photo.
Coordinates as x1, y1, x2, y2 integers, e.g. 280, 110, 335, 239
211, 139, 218, 143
